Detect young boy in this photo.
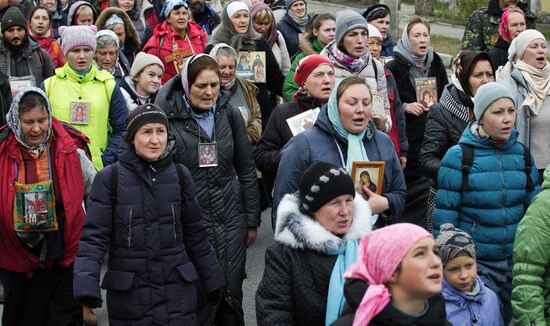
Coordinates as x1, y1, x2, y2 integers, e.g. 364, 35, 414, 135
436, 224, 503, 326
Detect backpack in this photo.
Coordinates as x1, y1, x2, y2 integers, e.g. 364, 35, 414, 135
459, 143, 535, 192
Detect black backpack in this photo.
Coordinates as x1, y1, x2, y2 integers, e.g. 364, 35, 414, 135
459, 143, 535, 192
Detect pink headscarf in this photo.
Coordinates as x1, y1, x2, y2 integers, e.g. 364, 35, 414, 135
344, 223, 433, 326
499, 6, 525, 43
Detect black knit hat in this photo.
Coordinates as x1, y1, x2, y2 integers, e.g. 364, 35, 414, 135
1, 7, 28, 34
299, 162, 355, 215
126, 104, 169, 141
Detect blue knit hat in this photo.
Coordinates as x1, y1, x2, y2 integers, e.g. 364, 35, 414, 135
473, 82, 515, 121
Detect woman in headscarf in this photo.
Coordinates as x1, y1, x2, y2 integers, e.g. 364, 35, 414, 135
273, 76, 406, 229
362, 3, 395, 57
434, 82, 541, 324
420, 51, 494, 230
250, 2, 290, 76
206, 1, 284, 129
95, 7, 140, 66
94, 30, 129, 85
29, 6, 65, 68
256, 161, 372, 325
276, 0, 309, 57
255, 54, 335, 215
320, 10, 392, 133
385, 16, 448, 226
488, 6, 526, 70
282, 13, 335, 101
500, 29, 550, 177
0, 87, 96, 325
143, 0, 208, 84
154, 54, 260, 325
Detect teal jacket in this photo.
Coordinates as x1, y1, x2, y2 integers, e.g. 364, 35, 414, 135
512, 166, 550, 326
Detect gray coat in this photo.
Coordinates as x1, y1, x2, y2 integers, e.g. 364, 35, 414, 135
0, 37, 54, 86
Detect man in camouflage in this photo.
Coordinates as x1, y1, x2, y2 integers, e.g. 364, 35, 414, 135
461, 0, 535, 51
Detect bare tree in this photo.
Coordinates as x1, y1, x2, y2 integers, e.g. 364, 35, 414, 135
415, 0, 433, 16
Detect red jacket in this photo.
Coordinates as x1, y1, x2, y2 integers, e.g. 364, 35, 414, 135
0, 119, 87, 272
143, 20, 208, 84
31, 31, 65, 68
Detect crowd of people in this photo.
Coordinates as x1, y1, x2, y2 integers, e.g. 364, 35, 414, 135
0, 0, 549, 324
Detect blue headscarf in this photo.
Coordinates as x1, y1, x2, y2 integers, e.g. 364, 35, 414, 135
161, 0, 188, 19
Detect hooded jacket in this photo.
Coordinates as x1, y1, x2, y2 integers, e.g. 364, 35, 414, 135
0, 36, 55, 86
143, 20, 207, 85
0, 88, 95, 273
442, 277, 502, 326
155, 73, 260, 309
95, 7, 141, 65
256, 192, 372, 326
274, 105, 406, 228
333, 279, 451, 326
66, 1, 97, 26
434, 125, 540, 261
512, 167, 550, 326
73, 136, 224, 325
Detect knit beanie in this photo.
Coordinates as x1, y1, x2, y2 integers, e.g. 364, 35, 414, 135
131, 52, 165, 78
294, 54, 333, 87
59, 25, 97, 55
362, 3, 391, 21
508, 29, 546, 62
285, 0, 305, 9
335, 10, 369, 46
126, 104, 169, 141
435, 224, 476, 266
1, 6, 27, 34
299, 162, 355, 215
473, 82, 515, 121
367, 23, 382, 41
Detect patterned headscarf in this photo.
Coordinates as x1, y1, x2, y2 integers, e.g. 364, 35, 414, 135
435, 224, 476, 266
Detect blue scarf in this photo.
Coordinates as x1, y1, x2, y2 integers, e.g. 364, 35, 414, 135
327, 84, 369, 173
325, 240, 359, 325
183, 95, 217, 139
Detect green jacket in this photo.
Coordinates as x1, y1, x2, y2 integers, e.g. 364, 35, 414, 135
282, 37, 324, 102
512, 166, 550, 326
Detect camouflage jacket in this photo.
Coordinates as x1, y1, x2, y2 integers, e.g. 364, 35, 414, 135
461, 8, 500, 51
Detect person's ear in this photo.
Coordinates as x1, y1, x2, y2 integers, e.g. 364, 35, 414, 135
389, 270, 398, 284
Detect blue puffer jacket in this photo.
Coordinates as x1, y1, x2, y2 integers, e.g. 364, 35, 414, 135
442, 276, 502, 326
276, 12, 305, 58
434, 124, 540, 261
273, 105, 406, 228
74, 138, 224, 325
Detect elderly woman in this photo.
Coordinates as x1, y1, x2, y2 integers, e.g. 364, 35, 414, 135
489, 6, 526, 70
501, 30, 550, 176
320, 10, 391, 133
276, 0, 309, 57
95, 7, 140, 66
256, 161, 372, 325
95, 30, 129, 84
154, 54, 260, 325
420, 51, 494, 229
209, 43, 262, 146
255, 54, 335, 213
363, 3, 395, 57
251, 2, 290, 76
274, 76, 406, 229
386, 16, 448, 226
29, 6, 65, 68
207, 1, 284, 129
283, 13, 335, 101
434, 82, 540, 324
143, 0, 207, 84
120, 52, 164, 110
73, 103, 224, 325
0, 87, 95, 325
43, 25, 128, 170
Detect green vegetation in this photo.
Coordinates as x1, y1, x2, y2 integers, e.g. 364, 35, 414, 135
433, 0, 485, 25
431, 34, 462, 57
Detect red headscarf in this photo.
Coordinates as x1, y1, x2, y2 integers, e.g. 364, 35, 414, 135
293, 54, 333, 101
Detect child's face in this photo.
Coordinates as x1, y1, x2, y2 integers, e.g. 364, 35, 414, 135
444, 256, 477, 292
392, 237, 443, 300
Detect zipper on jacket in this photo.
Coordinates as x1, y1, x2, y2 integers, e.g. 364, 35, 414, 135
172, 204, 177, 242
127, 206, 133, 247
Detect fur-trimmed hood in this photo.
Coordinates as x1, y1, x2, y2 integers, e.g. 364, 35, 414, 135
96, 7, 140, 49
275, 192, 372, 254
298, 32, 318, 56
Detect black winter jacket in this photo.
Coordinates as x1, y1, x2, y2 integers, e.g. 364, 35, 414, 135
332, 279, 451, 326
488, 36, 509, 70
276, 12, 306, 58
419, 84, 472, 184
385, 51, 448, 179
155, 75, 260, 305
256, 193, 372, 326
205, 38, 284, 130
0, 71, 11, 126
254, 93, 321, 191
74, 139, 224, 325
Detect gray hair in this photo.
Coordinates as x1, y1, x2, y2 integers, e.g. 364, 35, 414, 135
209, 43, 238, 64
96, 35, 119, 50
